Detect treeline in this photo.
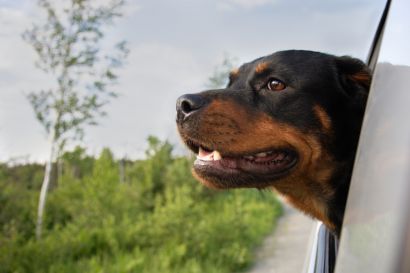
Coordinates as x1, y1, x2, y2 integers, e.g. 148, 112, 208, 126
0, 137, 281, 273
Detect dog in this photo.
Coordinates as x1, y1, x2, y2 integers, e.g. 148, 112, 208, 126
176, 50, 370, 236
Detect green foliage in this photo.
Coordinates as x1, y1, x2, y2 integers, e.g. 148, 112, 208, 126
0, 163, 44, 190
0, 137, 282, 273
60, 146, 94, 180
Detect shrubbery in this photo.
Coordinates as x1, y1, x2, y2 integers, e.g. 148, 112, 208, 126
0, 137, 281, 273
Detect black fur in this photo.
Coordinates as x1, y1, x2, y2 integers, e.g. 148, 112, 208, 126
176, 50, 370, 235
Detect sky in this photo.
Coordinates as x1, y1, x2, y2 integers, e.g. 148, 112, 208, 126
0, 0, 387, 162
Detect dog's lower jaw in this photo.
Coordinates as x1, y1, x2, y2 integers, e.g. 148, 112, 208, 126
191, 150, 348, 236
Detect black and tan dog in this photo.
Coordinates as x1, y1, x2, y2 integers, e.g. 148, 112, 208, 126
176, 50, 370, 236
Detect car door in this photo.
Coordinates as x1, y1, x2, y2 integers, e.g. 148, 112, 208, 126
336, 0, 410, 272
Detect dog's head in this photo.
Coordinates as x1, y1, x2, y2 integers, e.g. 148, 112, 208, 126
176, 50, 370, 232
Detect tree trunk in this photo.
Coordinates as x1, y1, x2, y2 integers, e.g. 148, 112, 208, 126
36, 130, 57, 239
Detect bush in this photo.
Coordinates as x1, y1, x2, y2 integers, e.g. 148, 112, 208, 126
0, 137, 281, 273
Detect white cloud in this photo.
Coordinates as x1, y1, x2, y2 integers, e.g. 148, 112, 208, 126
0, 4, 51, 162
84, 43, 210, 159
218, 0, 277, 10
122, 1, 141, 16
0, 6, 33, 69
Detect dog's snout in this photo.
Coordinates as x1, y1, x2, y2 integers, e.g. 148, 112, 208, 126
176, 94, 205, 118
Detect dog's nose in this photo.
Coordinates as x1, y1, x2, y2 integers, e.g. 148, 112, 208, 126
176, 94, 205, 118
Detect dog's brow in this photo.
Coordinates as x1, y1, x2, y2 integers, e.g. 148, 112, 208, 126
255, 62, 269, 73
229, 68, 240, 78
313, 105, 332, 134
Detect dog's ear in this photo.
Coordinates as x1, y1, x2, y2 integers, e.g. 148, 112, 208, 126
336, 56, 371, 97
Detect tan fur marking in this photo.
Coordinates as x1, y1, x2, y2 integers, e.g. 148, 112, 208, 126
193, 98, 337, 227
230, 68, 239, 78
349, 71, 371, 88
285, 193, 336, 230
313, 105, 332, 134
255, 62, 269, 73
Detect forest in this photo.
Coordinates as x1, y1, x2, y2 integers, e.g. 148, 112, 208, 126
0, 137, 282, 273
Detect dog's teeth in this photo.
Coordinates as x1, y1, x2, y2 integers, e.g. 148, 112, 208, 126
197, 147, 222, 161
255, 152, 268, 157
244, 155, 254, 160
198, 147, 207, 157
196, 155, 213, 161
213, 151, 222, 160
198, 147, 213, 161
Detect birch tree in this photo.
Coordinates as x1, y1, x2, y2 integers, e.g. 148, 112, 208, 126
23, 0, 129, 239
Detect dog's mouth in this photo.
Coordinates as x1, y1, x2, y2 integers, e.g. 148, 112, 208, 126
185, 139, 298, 188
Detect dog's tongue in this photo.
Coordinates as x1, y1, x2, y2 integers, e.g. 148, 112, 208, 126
198, 147, 222, 161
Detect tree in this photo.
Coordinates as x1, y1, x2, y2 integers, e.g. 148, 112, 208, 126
60, 146, 94, 179
206, 54, 238, 89
22, 0, 129, 239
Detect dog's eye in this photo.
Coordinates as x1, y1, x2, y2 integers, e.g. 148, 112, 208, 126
267, 79, 286, 91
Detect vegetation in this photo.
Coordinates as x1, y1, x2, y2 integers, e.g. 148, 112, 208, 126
7, 1, 281, 271
206, 54, 238, 89
0, 137, 282, 273
22, 0, 128, 238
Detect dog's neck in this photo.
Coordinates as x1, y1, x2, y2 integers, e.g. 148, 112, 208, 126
326, 162, 354, 236
274, 158, 354, 237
